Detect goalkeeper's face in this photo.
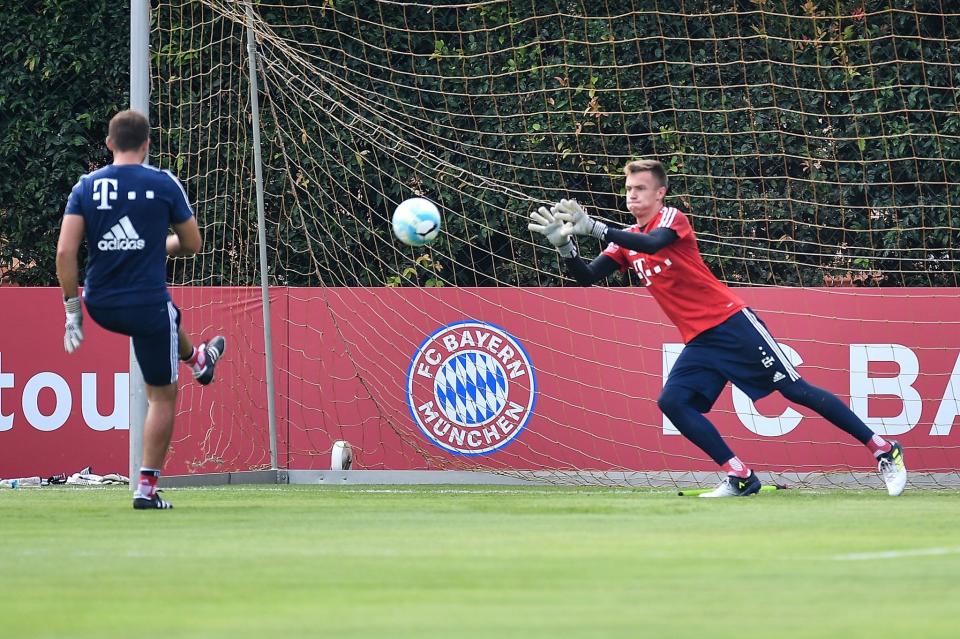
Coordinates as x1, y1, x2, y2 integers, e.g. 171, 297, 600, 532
625, 171, 666, 223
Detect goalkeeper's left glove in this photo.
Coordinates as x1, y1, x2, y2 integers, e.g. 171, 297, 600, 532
555, 198, 608, 240
63, 296, 84, 354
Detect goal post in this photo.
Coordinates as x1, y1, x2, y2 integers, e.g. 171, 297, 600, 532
128, 0, 149, 487
146, 1, 960, 489
129, 0, 283, 480
243, 0, 280, 471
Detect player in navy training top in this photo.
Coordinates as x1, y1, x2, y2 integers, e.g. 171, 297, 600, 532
56, 110, 227, 510
529, 159, 907, 497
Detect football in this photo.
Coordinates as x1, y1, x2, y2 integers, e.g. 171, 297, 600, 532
392, 197, 441, 246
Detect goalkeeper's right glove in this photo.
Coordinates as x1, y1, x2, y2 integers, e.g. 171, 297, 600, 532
63, 296, 84, 354
555, 198, 608, 240
528, 206, 578, 258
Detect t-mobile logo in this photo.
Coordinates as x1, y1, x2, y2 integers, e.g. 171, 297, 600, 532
93, 178, 118, 210
632, 257, 673, 287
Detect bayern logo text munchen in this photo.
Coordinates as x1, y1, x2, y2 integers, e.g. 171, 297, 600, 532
406, 321, 536, 455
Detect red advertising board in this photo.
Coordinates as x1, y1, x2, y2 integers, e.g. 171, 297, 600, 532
1, 287, 958, 478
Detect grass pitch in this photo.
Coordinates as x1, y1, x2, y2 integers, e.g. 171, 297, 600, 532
2, 485, 958, 638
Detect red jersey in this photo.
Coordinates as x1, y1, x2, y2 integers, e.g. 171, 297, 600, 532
602, 206, 745, 343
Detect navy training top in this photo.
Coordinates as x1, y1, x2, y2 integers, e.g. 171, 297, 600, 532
64, 164, 193, 307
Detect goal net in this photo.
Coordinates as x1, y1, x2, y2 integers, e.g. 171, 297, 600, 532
151, 0, 960, 487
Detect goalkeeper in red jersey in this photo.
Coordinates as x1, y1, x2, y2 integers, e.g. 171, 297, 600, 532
529, 159, 907, 497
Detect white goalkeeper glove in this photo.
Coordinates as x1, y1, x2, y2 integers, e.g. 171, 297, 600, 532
528, 206, 577, 258
555, 198, 608, 240
63, 296, 84, 354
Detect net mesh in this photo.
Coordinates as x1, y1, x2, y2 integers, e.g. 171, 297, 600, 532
151, 0, 960, 486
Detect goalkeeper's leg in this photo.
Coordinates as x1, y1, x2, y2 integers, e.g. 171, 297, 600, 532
779, 379, 906, 495
658, 384, 761, 497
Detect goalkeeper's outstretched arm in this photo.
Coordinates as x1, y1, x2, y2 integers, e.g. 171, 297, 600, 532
555, 198, 679, 254
564, 254, 618, 286
604, 227, 677, 254
529, 204, 611, 285
560, 227, 676, 286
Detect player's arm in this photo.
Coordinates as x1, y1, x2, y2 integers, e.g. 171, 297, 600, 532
165, 170, 201, 257
56, 213, 85, 353
564, 254, 619, 286
56, 214, 85, 299
604, 227, 677, 254
528, 205, 617, 286
556, 199, 678, 253
167, 217, 202, 257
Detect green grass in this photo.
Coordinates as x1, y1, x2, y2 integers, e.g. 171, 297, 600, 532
2, 485, 958, 638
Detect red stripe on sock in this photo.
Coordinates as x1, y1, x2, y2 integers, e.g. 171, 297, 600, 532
138, 471, 159, 498
722, 456, 751, 478
867, 435, 891, 457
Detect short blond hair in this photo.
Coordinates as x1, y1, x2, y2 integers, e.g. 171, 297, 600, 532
624, 159, 668, 190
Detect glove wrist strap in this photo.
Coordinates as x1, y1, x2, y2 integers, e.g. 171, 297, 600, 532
590, 220, 608, 240
557, 241, 578, 259
64, 296, 81, 314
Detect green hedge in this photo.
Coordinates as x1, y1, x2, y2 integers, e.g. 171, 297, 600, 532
0, 1, 129, 285
4, 1, 958, 288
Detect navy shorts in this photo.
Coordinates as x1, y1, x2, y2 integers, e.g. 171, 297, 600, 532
664, 308, 801, 413
86, 301, 181, 387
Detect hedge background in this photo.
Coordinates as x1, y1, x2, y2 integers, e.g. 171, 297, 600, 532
0, 1, 128, 285
2, 0, 957, 288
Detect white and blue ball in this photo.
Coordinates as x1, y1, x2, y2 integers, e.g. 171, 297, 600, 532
392, 197, 441, 246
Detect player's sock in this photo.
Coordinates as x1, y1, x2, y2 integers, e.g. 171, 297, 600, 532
135, 468, 161, 499
721, 456, 751, 478
180, 346, 197, 363
181, 345, 206, 375
866, 434, 892, 458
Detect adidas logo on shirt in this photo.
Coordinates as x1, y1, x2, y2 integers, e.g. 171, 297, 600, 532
97, 216, 145, 251
772, 371, 786, 383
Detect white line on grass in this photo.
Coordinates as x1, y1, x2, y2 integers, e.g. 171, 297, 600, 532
333, 488, 673, 497
170, 486, 666, 495
830, 547, 960, 561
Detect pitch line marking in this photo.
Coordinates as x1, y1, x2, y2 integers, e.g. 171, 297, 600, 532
830, 547, 960, 561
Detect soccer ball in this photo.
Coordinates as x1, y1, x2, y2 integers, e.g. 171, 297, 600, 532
392, 197, 441, 246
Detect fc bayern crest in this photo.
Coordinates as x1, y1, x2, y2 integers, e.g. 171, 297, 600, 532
406, 321, 537, 456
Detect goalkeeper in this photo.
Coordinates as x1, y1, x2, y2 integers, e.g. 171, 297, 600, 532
529, 159, 907, 497
55, 109, 226, 510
